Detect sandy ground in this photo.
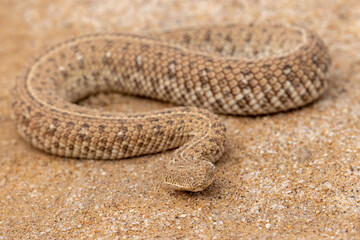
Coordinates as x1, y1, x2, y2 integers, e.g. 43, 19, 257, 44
0, 0, 359, 239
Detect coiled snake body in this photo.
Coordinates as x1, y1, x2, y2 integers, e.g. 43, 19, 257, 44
12, 24, 331, 191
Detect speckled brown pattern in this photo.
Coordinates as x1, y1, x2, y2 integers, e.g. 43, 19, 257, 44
11, 24, 330, 192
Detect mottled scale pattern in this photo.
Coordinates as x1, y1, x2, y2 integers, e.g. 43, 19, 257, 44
11, 24, 331, 191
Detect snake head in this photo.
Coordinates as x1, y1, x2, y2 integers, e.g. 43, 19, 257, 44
163, 156, 216, 192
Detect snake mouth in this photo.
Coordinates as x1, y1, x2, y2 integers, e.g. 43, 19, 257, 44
163, 179, 213, 192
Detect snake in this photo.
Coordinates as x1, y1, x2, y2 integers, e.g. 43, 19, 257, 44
11, 23, 331, 192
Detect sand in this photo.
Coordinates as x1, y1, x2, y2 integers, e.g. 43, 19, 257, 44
0, 0, 359, 239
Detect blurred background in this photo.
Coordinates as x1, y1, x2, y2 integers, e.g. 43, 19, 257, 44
0, 0, 359, 239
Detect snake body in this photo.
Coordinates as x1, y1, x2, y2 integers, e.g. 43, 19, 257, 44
11, 24, 331, 191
